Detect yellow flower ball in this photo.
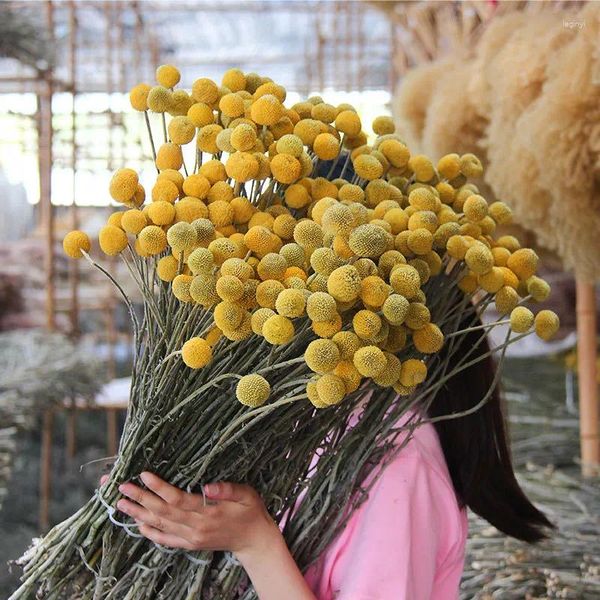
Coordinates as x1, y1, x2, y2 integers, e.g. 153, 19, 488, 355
214, 300, 244, 331
293, 220, 324, 249
313, 374, 345, 406
408, 155, 434, 182
305, 339, 340, 374
412, 323, 444, 354
156, 64, 180, 88
156, 143, 183, 171
465, 244, 494, 275
534, 310, 560, 341
348, 224, 390, 258
382, 294, 409, 326
216, 274, 244, 302
313, 133, 340, 160
181, 337, 212, 369
187, 102, 214, 128
236, 374, 270, 407
446, 235, 471, 260
190, 274, 219, 307
152, 179, 179, 204
208, 237, 243, 265
230, 123, 257, 152
460, 153, 483, 178
494, 286, 519, 315
306, 380, 328, 409
99, 225, 128, 256
327, 265, 362, 303
138, 225, 167, 255
510, 306, 534, 333
312, 313, 342, 338
147, 86, 172, 113
168, 116, 195, 145
437, 153, 461, 180
353, 310, 382, 340
371, 352, 403, 388
119, 209, 146, 235
399, 359, 427, 387
169, 90, 193, 117
175, 197, 208, 223
251, 94, 284, 126
196, 124, 223, 154
172, 274, 194, 302
404, 302, 431, 330
257, 253, 287, 281
225, 152, 259, 182
408, 188, 437, 212
256, 279, 285, 309
275, 133, 303, 158
333, 361, 362, 393
166, 221, 197, 252
221, 68, 246, 92
407, 228, 433, 255
489, 201, 512, 225
219, 92, 245, 118
334, 110, 361, 136
506, 248, 538, 280
305, 291, 336, 323
156, 255, 179, 282
262, 314, 294, 345
359, 275, 389, 309
270, 153, 301, 184
463, 194, 488, 223
250, 307, 275, 335
389, 264, 421, 299
478, 266, 505, 293
372, 115, 395, 135
275, 288, 306, 318
192, 78, 219, 105
129, 83, 151, 112
330, 332, 361, 363
526, 276, 551, 302
109, 168, 139, 204
353, 154, 383, 181
353, 345, 387, 378
63, 230, 91, 259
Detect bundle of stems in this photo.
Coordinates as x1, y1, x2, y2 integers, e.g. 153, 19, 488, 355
10, 252, 518, 600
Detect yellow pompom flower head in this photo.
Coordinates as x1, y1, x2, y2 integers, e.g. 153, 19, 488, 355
236, 374, 270, 407
63, 230, 91, 259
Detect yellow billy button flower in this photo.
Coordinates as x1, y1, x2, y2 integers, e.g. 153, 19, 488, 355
63, 230, 91, 259
251, 307, 275, 336
506, 248, 539, 280
181, 337, 212, 369
534, 310, 560, 341
187, 102, 214, 127
372, 353, 403, 388
275, 288, 306, 318
262, 314, 294, 345
526, 276, 551, 302
304, 339, 341, 374
167, 222, 197, 252
156, 255, 179, 282
312, 313, 342, 338
495, 286, 519, 315
168, 116, 195, 145
327, 265, 362, 303
109, 168, 138, 204
147, 86, 172, 113
399, 359, 427, 387
306, 380, 328, 409
353, 154, 383, 181
437, 153, 461, 180
489, 201, 512, 225
353, 310, 382, 340
138, 225, 167, 255
99, 225, 128, 256
382, 294, 409, 326
464, 244, 494, 275
349, 223, 390, 258
313, 133, 340, 160
251, 94, 284, 126
156, 64, 180, 88
463, 195, 488, 222
129, 83, 151, 111
332, 331, 362, 361
121, 209, 147, 235
236, 374, 271, 407
156, 143, 183, 171
353, 345, 387, 378
389, 264, 421, 299
460, 153, 483, 178
270, 153, 301, 184
509, 306, 534, 333
408, 155, 434, 182
412, 323, 444, 354
172, 274, 194, 302
316, 373, 346, 405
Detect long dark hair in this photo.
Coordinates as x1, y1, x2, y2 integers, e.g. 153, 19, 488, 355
427, 307, 553, 543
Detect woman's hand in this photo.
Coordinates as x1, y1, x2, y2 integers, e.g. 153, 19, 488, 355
113, 472, 281, 559
103, 472, 316, 599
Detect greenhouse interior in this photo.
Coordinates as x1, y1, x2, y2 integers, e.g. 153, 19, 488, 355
0, 0, 598, 598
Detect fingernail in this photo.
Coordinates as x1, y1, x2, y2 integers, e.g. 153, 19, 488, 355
116, 500, 127, 512
119, 484, 131, 497
140, 472, 150, 484
204, 483, 218, 496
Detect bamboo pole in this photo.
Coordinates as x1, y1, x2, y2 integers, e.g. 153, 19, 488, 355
39, 408, 54, 531
576, 279, 600, 477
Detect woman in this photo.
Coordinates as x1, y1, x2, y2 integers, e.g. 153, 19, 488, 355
113, 307, 552, 599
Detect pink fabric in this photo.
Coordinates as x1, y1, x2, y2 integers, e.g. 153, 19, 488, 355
302, 409, 468, 600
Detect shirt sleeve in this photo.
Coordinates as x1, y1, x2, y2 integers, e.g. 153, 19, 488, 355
317, 451, 457, 600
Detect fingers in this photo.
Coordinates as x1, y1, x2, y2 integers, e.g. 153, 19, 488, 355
135, 522, 197, 551
203, 482, 256, 504
140, 472, 204, 512
117, 497, 195, 541
100, 474, 109, 486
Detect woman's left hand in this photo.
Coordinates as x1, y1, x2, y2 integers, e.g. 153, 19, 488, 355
115, 472, 281, 559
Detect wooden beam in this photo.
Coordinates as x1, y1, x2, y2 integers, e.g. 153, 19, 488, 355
576, 280, 600, 477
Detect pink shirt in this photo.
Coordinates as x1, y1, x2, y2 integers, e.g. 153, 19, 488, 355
302, 410, 468, 600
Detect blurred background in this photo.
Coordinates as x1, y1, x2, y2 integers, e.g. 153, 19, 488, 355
0, 1, 598, 598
